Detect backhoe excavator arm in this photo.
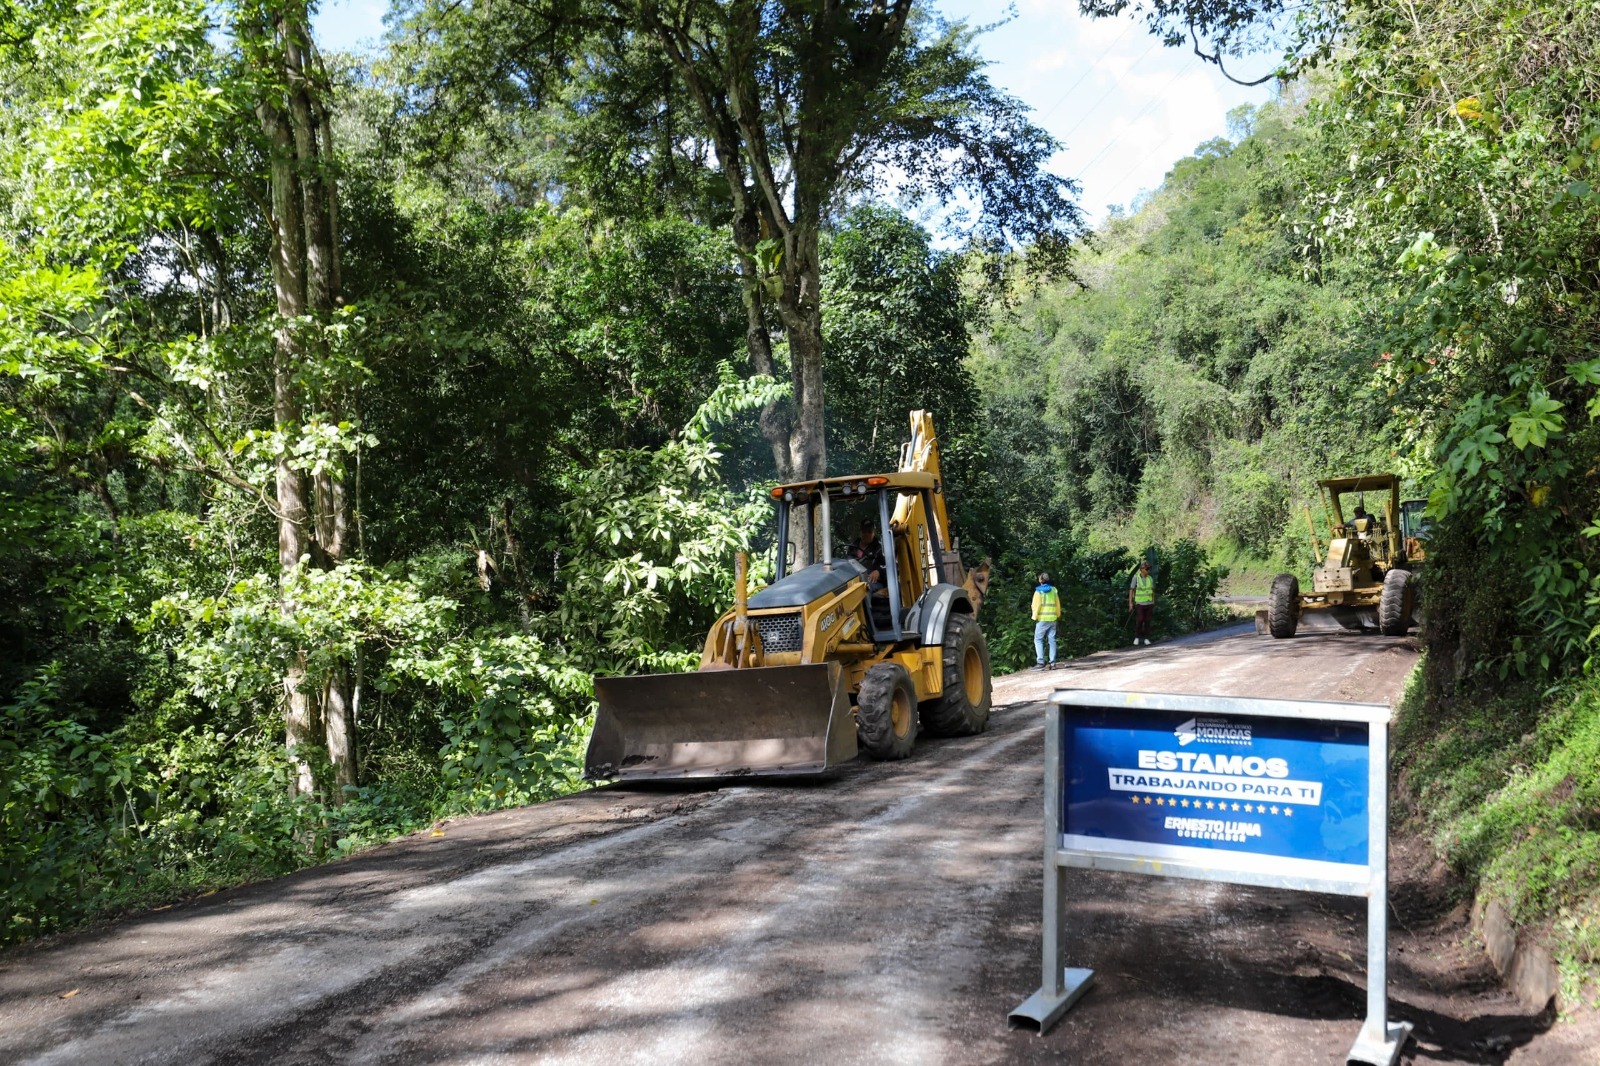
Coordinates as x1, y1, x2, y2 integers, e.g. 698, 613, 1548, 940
895, 411, 990, 615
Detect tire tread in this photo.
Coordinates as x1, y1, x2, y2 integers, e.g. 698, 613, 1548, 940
1378, 568, 1413, 636
921, 613, 992, 737
1268, 573, 1300, 639
857, 663, 917, 760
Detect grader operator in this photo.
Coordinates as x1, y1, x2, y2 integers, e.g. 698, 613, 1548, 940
584, 412, 993, 782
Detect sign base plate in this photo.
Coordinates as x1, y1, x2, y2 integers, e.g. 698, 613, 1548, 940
1347, 1020, 1412, 1066
1007, 968, 1095, 1034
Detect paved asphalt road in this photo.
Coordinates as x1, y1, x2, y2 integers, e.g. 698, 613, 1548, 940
0, 626, 1589, 1065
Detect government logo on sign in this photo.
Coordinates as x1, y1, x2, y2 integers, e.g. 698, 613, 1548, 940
1174, 715, 1252, 747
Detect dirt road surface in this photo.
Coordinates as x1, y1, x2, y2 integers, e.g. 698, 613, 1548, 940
0, 626, 1585, 1065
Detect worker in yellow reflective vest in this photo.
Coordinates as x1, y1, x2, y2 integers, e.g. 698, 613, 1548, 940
1128, 558, 1156, 646
1032, 572, 1061, 669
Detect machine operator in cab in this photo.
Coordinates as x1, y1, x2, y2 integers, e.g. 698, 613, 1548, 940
846, 518, 886, 590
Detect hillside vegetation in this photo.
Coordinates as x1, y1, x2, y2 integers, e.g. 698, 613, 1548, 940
962, 99, 1392, 663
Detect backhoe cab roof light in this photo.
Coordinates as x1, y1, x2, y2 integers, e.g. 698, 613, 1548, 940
773, 477, 884, 499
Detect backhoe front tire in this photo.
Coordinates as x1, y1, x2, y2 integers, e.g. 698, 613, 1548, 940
1379, 568, 1414, 636
920, 613, 992, 738
1268, 574, 1300, 639
857, 663, 918, 760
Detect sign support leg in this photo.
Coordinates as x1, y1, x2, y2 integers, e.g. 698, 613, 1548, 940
1346, 719, 1411, 1066
1009, 706, 1094, 1033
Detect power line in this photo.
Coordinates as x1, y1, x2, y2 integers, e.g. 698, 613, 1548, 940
1055, 33, 1163, 144
1071, 54, 1202, 181
1036, 17, 1141, 121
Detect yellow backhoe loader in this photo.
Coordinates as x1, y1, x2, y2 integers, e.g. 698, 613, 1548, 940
1265, 474, 1420, 638
584, 411, 993, 782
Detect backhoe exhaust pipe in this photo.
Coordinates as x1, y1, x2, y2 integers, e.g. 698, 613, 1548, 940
820, 488, 832, 569
733, 551, 749, 668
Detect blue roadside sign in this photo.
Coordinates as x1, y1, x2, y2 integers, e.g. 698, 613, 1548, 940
1062, 705, 1370, 887
1011, 691, 1412, 1066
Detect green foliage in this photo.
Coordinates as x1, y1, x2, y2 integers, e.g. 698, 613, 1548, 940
821, 204, 980, 473
985, 538, 1229, 673
1395, 667, 1600, 1002
10, 0, 1596, 977
394, 0, 1085, 268
965, 98, 1391, 582
2, 661, 313, 942
0, 0, 790, 943
1296, 0, 1600, 679
551, 379, 780, 676
0, 399, 763, 941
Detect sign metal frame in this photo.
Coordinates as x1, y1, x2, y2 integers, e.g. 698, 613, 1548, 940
1008, 690, 1412, 1066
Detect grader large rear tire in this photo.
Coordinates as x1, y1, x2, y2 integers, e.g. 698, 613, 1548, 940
1268, 573, 1300, 639
920, 613, 992, 738
857, 662, 917, 760
1379, 568, 1414, 636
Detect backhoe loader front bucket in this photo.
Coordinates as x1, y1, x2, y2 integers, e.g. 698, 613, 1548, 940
585, 662, 858, 782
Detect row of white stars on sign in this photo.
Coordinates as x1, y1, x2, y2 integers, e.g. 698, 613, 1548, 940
1131, 796, 1293, 816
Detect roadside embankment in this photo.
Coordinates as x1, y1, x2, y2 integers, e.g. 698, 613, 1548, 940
1392, 665, 1600, 1024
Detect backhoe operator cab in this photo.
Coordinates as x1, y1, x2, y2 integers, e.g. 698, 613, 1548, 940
762, 474, 956, 648
700, 463, 987, 694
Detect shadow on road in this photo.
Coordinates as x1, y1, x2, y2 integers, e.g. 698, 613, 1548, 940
1284, 972, 1554, 1064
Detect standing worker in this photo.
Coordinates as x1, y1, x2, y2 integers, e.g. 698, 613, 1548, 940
1129, 558, 1156, 646
1032, 572, 1061, 669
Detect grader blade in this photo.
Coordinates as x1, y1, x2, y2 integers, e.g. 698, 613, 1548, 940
1326, 606, 1380, 631
585, 662, 858, 782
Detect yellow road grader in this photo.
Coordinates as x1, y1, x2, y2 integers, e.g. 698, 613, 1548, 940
1266, 474, 1422, 638
584, 412, 993, 782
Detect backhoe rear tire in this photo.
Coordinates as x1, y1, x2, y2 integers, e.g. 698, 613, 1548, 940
1379, 568, 1414, 636
1268, 574, 1300, 639
857, 663, 918, 760
920, 613, 992, 738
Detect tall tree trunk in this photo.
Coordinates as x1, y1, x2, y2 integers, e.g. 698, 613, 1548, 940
257, 71, 317, 798
641, 11, 801, 485
247, 1, 355, 799
315, 474, 356, 795
290, 19, 357, 799
776, 224, 827, 483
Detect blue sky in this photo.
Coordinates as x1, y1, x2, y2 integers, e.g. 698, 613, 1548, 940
313, 0, 1272, 225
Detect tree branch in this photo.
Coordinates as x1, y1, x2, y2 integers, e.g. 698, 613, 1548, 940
1188, 21, 1281, 87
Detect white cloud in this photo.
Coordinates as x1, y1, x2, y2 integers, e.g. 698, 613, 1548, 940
940, 0, 1271, 221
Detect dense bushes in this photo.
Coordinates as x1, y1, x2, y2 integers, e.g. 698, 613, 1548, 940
984, 538, 1230, 673
0, 377, 762, 944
